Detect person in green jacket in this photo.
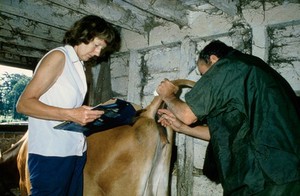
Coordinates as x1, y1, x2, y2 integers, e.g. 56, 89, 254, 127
156, 40, 300, 195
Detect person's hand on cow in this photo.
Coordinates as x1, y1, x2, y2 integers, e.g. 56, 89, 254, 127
158, 108, 211, 141
156, 79, 179, 101
158, 108, 184, 132
155, 79, 198, 125
68, 106, 104, 126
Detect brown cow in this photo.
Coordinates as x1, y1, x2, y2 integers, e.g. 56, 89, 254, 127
0, 132, 27, 196
17, 132, 30, 196
17, 79, 195, 196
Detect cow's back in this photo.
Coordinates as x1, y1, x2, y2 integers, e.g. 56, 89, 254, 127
84, 115, 173, 196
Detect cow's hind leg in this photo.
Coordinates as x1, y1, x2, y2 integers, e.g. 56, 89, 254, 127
17, 135, 31, 196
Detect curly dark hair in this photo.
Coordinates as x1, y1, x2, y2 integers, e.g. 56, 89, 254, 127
63, 15, 116, 47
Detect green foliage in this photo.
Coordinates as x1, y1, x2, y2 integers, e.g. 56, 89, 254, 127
0, 72, 31, 121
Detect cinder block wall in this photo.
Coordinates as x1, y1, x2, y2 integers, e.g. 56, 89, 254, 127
91, 2, 300, 195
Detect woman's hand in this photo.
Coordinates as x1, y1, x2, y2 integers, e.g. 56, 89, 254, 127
68, 106, 104, 126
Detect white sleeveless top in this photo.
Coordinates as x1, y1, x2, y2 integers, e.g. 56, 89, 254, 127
28, 45, 87, 157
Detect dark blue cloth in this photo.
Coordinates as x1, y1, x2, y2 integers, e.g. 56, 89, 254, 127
54, 99, 136, 136
28, 152, 86, 196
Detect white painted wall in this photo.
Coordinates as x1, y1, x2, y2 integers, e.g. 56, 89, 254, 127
98, 1, 300, 195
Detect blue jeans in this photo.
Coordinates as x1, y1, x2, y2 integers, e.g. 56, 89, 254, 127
28, 152, 86, 196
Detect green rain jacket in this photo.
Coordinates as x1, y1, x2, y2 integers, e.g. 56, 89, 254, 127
185, 50, 300, 195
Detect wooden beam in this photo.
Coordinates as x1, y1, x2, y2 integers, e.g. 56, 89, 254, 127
208, 0, 239, 16
0, 12, 65, 43
0, 54, 37, 70
48, 0, 157, 34
119, 0, 189, 27
0, 125, 28, 133
0, 28, 60, 53
0, 1, 76, 30
0, 41, 46, 59
0, 1, 73, 63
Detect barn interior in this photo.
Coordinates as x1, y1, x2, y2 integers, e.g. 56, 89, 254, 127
1, 0, 300, 195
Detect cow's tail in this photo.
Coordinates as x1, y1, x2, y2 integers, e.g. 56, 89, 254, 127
141, 79, 195, 119
171, 79, 196, 90
142, 79, 195, 195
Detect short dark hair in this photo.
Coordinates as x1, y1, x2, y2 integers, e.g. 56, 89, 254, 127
63, 15, 116, 46
198, 40, 234, 64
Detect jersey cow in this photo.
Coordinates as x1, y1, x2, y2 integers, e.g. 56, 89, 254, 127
17, 79, 195, 196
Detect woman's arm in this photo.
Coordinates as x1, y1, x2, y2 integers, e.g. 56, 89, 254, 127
16, 50, 103, 125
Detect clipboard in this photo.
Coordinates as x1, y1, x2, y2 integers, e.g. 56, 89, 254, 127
54, 99, 136, 136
